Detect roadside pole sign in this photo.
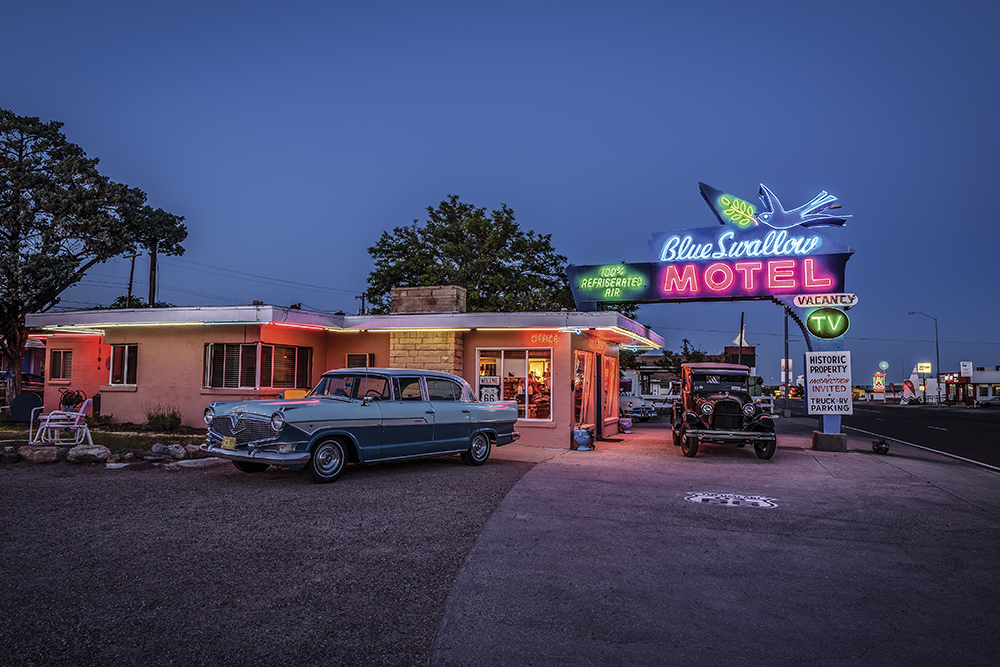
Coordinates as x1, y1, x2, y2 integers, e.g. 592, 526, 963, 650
805, 351, 853, 416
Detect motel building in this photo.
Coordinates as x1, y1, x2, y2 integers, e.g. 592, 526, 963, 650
24, 286, 664, 448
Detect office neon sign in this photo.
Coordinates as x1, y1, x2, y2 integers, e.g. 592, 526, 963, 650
567, 181, 854, 307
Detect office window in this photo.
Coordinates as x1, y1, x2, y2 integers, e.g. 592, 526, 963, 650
110, 344, 138, 385
51, 350, 73, 380
477, 349, 552, 420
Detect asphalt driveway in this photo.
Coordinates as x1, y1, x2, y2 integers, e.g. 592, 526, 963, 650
0, 455, 533, 667
433, 419, 1000, 666
3, 418, 999, 666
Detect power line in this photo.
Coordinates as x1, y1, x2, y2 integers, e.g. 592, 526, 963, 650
641, 324, 999, 347
162, 257, 363, 296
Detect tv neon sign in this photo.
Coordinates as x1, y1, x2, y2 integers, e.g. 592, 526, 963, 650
805, 307, 850, 339
567, 182, 854, 307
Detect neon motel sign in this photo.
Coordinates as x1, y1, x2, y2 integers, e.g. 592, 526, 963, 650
567, 182, 854, 306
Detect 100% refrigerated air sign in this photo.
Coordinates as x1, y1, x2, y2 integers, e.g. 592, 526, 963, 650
805, 351, 853, 415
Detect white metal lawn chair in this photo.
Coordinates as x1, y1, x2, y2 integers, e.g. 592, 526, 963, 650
31, 398, 94, 446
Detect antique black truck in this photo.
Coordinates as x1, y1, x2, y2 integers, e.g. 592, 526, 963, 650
671, 362, 776, 459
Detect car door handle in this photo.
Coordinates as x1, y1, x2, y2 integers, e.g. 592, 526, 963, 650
461, 409, 471, 413
425, 410, 435, 414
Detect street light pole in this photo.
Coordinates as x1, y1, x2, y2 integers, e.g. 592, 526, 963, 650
908, 311, 941, 405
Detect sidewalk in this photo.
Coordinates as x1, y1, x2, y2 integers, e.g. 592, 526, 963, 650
432, 419, 1000, 666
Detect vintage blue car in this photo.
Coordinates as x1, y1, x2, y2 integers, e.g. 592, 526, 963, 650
202, 368, 520, 483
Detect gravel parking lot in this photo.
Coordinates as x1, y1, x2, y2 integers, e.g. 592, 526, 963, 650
0, 455, 534, 667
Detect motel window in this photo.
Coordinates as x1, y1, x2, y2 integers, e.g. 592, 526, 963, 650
51, 350, 73, 380
980, 385, 990, 397
346, 353, 376, 368
207, 344, 257, 389
205, 343, 312, 390
109, 344, 138, 386
993, 385, 1000, 397
477, 349, 551, 420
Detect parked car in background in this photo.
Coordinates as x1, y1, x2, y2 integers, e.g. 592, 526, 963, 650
670, 362, 776, 459
619, 392, 656, 422
202, 368, 520, 483
0, 370, 43, 396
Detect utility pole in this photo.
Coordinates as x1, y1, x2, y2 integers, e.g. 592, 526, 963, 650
125, 252, 139, 308
737, 312, 744, 366
783, 307, 791, 418
147, 240, 158, 306
355, 293, 366, 315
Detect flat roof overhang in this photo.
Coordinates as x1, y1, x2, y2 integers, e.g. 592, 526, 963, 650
343, 311, 664, 349
26, 307, 664, 350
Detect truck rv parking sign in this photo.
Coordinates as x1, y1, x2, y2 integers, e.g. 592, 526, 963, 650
806, 351, 853, 415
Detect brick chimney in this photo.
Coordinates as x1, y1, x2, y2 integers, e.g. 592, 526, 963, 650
388, 286, 467, 374
390, 286, 467, 313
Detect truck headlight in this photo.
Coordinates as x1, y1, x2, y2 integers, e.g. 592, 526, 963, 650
701, 402, 714, 415
743, 402, 756, 417
204, 407, 215, 425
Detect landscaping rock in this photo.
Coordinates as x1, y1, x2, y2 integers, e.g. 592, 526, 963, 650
151, 443, 171, 455
18, 445, 66, 464
184, 444, 209, 459
2, 446, 20, 464
166, 444, 187, 460
124, 449, 173, 464
66, 444, 113, 463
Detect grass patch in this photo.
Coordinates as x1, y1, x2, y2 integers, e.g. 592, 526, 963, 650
0, 423, 205, 455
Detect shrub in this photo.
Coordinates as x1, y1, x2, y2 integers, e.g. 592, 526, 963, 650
143, 404, 183, 432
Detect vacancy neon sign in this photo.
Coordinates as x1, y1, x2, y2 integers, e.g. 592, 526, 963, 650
566, 181, 854, 307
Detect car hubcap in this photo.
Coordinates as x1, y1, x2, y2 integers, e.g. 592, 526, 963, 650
315, 442, 343, 476
472, 435, 488, 460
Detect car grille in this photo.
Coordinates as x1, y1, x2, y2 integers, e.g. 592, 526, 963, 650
713, 400, 742, 431
209, 415, 277, 444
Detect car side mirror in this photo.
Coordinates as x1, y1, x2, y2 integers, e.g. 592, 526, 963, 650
362, 396, 373, 406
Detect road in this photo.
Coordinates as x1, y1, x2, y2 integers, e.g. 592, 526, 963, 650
784, 398, 1000, 467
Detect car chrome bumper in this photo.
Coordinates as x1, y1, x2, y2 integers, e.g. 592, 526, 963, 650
687, 429, 776, 443
201, 441, 311, 467
496, 430, 520, 446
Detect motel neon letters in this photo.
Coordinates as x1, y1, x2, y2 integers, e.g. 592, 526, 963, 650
659, 258, 833, 296
566, 183, 854, 308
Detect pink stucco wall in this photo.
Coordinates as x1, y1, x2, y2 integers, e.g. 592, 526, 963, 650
42, 324, 619, 446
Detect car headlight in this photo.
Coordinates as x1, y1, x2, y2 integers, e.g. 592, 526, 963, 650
204, 407, 215, 425
701, 402, 714, 415
743, 402, 756, 417
270, 411, 285, 431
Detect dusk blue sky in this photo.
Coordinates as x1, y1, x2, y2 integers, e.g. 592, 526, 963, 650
5, 1, 998, 384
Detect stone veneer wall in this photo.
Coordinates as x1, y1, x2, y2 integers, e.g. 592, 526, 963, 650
388, 286, 467, 374
389, 331, 464, 375
390, 286, 467, 314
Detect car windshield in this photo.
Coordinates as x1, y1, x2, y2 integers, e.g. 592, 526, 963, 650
311, 374, 391, 400
691, 373, 748, 392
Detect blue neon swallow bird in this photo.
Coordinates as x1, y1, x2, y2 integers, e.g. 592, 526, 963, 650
755, 184, 850, 229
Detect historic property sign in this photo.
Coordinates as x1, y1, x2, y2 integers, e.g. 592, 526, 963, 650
805, 351, 853, 415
